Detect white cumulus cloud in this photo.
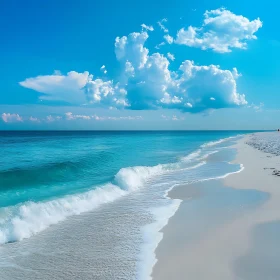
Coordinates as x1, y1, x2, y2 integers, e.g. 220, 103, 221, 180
45, 115, 61, 122
158, 18, 169, 33
164, 34, 174, 44
100, 65, 107, 74
20, 71, 91, 104
167, 52, 175, 61
141, 23, 154, 32
175, 8, 262, 53
65, 112, 91, 120
84, 79, 128, 108
1, 113, 23, 123
110, 30, 247, 112
20, 14, 254, 113
155, 42, 165, 49
29, 116, 40, 122
92, 115, 143, 121
115, 32, 149, 69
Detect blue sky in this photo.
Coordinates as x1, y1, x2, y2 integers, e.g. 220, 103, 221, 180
1, 0, 279, 130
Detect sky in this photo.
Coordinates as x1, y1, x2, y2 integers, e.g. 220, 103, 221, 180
1, 0, 280, 130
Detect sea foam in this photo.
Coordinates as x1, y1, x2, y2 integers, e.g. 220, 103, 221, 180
138, 197, 181, 280
0, 163, 169, 244
0, 184, 126, 244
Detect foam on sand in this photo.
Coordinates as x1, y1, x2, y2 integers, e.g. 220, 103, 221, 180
137, 184, 182, 280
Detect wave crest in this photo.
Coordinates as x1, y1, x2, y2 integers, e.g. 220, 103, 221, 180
114, 165, 164, 191
0, 184, 125, 244
201, 135, 239, 148
0, 164, 168, 244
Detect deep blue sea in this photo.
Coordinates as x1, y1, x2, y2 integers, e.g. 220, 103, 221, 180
0, 130, 265, 280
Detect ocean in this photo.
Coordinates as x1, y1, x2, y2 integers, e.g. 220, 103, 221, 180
0, 130, 261, 279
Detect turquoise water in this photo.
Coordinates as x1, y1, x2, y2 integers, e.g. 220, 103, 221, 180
0, 131, 252, 207
0, 130, 267, 280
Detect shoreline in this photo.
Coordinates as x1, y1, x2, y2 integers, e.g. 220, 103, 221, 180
152, 133, 280, 280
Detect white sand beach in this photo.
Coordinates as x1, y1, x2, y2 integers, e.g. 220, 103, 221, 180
152, 133, 280, 280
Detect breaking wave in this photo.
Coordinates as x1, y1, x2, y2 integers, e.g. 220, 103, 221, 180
0, 184, 126, 244
0, 163, 169, 244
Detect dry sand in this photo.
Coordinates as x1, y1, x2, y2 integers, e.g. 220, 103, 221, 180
152, 134, 280, 280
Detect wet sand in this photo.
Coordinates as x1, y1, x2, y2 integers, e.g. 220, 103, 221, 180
152, 134, 280, 280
